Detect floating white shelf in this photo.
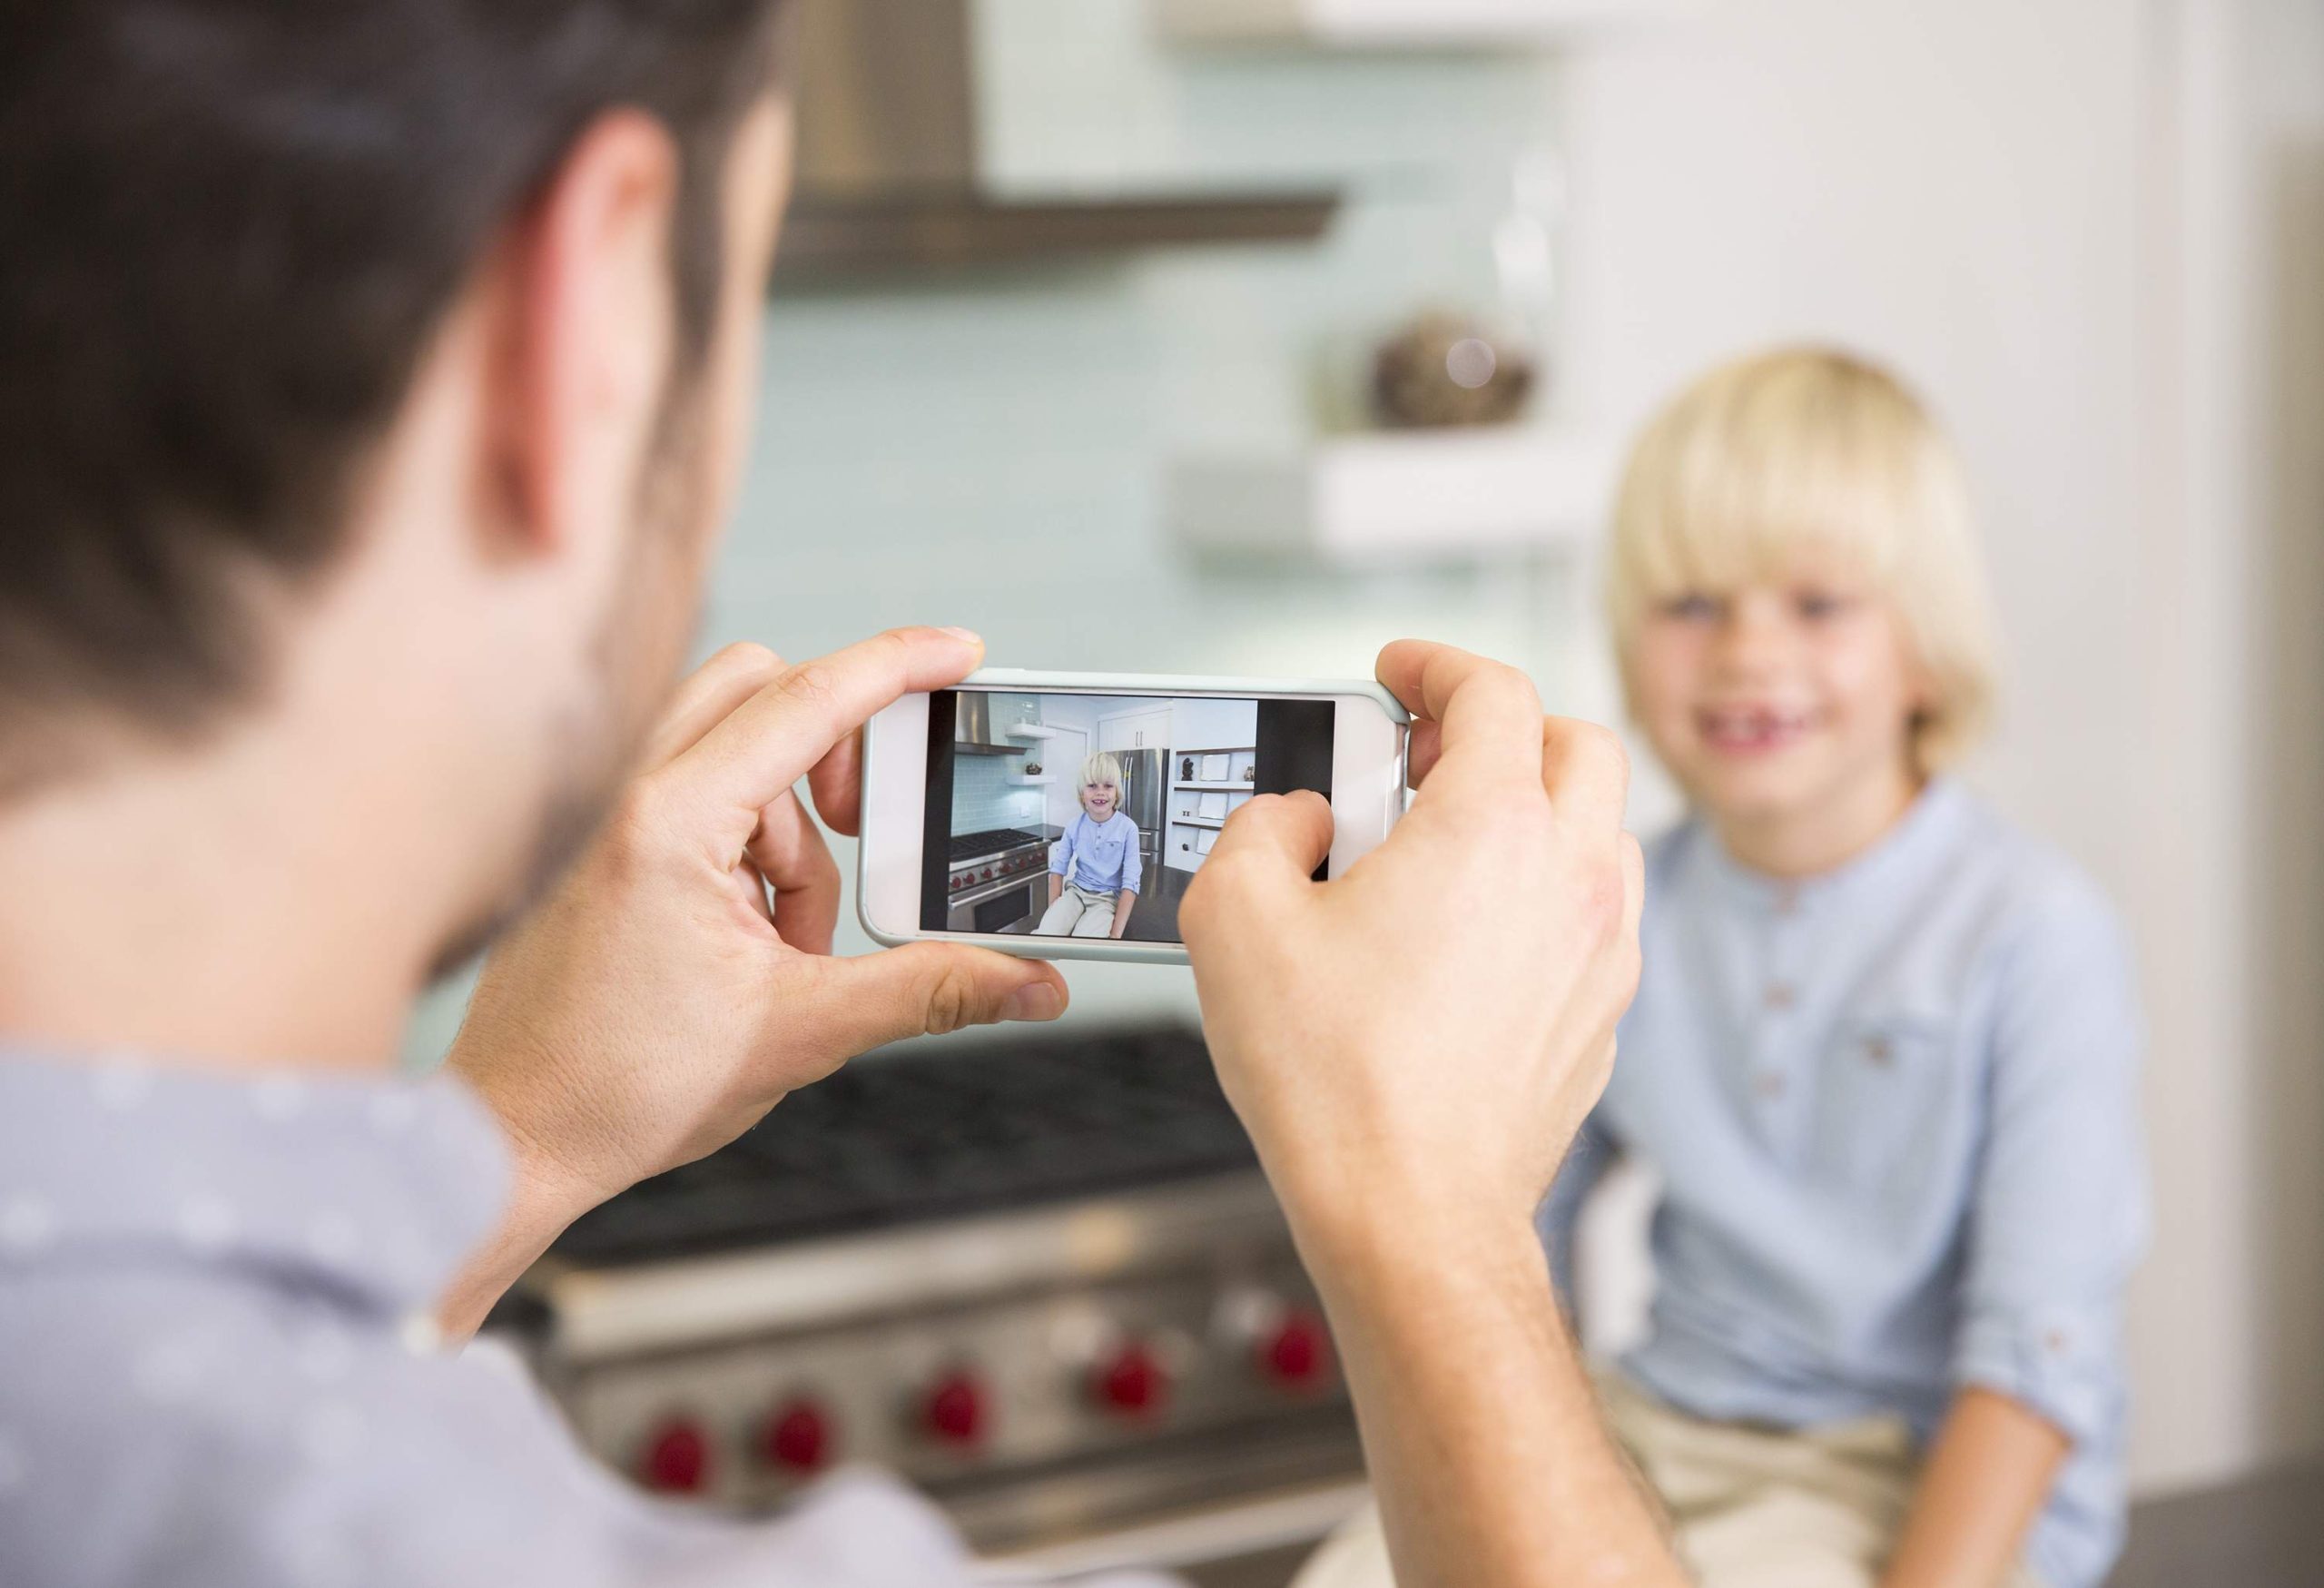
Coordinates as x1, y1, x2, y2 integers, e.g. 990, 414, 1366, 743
1167, 426, 1618, 563
1173, 780, 1254, 791
1155, 0, 1682, 48
1172, 816, 1228, 830
1003, 724, 1058, 740
1008, 773, 1054, 786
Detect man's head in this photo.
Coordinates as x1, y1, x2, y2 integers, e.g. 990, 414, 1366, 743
0, 1, 795, 968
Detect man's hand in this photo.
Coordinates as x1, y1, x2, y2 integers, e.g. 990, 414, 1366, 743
1183, 639, 1642, 1244
438, 629, 1068, 1334
1181, 640, 1672, 1588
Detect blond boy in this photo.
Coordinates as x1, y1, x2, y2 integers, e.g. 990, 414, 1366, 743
1037, 751, 1141, 939
1301, 348, 2146, 1588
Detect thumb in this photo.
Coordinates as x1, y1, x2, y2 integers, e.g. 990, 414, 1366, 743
1186, 793, 1335, 930
806, 942, 1069, 1054
1212, 790, 1334, 874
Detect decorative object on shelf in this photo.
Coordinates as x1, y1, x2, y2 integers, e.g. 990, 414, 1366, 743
1371, 311, 1535, 429
1234, 753, 1256, 783
1181, 755, 1196, 781
1025, 764, 1042, 776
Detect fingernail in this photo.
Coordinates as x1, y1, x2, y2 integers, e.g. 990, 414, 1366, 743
1003, 981, 1064, 1021
940, 626, 982, 647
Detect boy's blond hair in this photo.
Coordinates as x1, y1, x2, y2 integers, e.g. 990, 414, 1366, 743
1078, 751, 1124, 794
1605, 346, 2001, 773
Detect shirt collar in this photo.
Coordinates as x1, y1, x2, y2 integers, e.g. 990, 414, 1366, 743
0, 1049, 509, 1318
1689, 776, 1971, 916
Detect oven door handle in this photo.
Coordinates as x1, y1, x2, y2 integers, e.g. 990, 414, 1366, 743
952, 871, 1043, 910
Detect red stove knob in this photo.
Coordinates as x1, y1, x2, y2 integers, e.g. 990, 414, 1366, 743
761, 1397, 832, 1475
639, 1417, 712, 1493
950, 874, 967, 892
980, 867, 994, 882
1091, 1342, 1170, 1417
1261, 1310, 1333, 1390
923, 1371, 988, 1447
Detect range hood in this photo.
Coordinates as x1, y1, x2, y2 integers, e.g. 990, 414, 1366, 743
953, 692, 1031, 756
777, 0, 1339, 281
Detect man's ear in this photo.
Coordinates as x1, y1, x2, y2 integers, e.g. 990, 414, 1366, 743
481, 110, 682, 560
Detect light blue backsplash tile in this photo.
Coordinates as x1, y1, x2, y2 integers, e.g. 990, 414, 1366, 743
401, 25, 1602, 1067
952, 756, 1047, 834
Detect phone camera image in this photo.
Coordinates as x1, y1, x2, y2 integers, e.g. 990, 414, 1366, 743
919, 691, 1335, 943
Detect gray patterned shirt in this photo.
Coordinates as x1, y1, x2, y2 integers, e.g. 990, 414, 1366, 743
0, 1050, 1174, 1588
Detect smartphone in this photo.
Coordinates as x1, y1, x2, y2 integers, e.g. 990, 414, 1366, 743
857, 669, 1410, 964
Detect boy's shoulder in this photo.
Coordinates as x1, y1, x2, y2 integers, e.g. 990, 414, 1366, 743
1932, 785, 2128, 951
1645, 784, 2127, 950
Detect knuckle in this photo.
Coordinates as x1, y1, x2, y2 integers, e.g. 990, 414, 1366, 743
923, 961, 980, 1035
780, 660, 845, 713
714, 639, 782, 676
1563, 718, 1624, 766
1482, 661, 1544, 709
875, 628, 927, 669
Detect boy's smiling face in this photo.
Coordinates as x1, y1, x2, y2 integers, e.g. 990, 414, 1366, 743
1081, 778, 1118, 820
1630, 553, 1929, 854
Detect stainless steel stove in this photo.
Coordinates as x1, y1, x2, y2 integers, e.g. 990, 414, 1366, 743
496, 1025, 1365, 1583
946, 826, 1053, 934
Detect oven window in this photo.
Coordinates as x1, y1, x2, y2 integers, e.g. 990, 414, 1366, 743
973, 884, 1034, 934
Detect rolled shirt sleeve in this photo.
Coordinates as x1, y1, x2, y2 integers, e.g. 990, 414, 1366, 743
1049, 821, 1076, 879
1950, 879, 2150, 1447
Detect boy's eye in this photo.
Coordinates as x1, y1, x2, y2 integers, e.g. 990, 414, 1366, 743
1660, 593, 1722, 622
1794, 591, 1856, 621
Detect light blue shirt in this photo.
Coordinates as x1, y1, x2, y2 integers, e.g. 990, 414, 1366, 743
0, 1050, 1174, 1588
1051, 811, 1140, 896
1543, 780, 2148, 1588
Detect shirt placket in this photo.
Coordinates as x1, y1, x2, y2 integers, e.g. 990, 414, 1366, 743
1746, 883, 1809, 1164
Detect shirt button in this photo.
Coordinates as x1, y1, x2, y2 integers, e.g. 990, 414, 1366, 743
1752, 1071, 1786, 1100
1772, 884, 1800, 916
1864, 1036, 1896, 1067
2043, 1328, 2071, 1356
1763, 982, 1797, 1011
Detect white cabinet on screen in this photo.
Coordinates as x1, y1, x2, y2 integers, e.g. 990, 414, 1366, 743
1098, 710, 1171, 752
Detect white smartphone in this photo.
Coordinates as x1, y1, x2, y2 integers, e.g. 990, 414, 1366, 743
857, 669, 1410, 965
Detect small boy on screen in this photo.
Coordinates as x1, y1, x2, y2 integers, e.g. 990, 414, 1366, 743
1036, 752, 1139, 940
1298, 347, 2148, 1588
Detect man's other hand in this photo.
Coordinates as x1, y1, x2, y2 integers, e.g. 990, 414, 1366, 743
447, 629, 1068, 1228
1180, 639, 1644, 1255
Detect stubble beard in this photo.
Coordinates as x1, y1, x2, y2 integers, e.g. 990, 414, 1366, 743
424, 384, 715, 984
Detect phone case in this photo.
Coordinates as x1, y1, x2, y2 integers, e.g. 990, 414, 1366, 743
857, 668, 1409, 967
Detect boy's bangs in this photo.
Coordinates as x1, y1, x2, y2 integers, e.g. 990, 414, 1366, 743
1620, 421, 1912, 610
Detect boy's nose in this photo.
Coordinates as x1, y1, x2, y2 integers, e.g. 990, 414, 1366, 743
1711, 597, 1795, 674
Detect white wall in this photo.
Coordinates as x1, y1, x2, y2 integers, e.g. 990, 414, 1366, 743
1169, 698, 1260, 755
1558, 0, 2324, 1493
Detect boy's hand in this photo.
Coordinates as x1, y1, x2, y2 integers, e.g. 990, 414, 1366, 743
438, 630, 1068, 1333
1182, 640, 1643, 1251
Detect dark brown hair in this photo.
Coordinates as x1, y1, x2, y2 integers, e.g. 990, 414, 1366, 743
0, 1, 790, 792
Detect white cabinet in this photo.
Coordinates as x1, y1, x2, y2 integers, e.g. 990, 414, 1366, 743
1098, 709, 1171, 752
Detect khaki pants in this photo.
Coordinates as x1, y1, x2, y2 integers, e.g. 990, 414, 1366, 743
1292, 1371, 2047, 1588
1035, 883, 1118, 938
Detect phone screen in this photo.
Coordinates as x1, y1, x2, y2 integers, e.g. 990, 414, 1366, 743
919, 688, 1335, 944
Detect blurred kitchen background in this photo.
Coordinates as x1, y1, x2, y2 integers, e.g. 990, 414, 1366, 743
410, 1, 2324, 1581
